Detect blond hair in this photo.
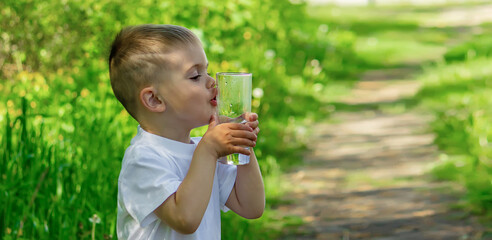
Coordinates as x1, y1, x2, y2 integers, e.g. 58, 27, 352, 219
108, 24, 201, 120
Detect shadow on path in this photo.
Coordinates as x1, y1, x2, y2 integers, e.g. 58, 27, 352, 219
274, 3, 492, 239
276, 70, 485, 238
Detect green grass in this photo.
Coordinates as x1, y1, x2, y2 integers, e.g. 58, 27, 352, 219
306, 4, 450, 69
3, 1, 492, 239
414, 57, 492, 216
356, 36, 446, 67
0, 0, 360, 239
308, 0, 492, 223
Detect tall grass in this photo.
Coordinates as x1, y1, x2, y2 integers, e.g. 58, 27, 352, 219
1, 68, 135, 238
0, 0, 360, 238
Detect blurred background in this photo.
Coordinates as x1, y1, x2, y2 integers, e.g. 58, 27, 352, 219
0, 0, 491, 239
309, 0, 479, 6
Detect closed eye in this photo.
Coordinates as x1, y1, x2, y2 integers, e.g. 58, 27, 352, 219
190, 75, 201, 81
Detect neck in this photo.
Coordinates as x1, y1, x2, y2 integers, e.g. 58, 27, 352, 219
139, 118, 192, 144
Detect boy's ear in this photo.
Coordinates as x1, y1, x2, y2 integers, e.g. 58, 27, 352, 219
140, 86, 166, 112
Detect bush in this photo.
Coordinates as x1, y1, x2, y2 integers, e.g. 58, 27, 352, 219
444, 35, 492, 62
0, 0, 358, 239
416, 57, 492, 216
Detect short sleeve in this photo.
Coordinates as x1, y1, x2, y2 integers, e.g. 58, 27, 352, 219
119, 146, 182, 227
217, 163, 237, 212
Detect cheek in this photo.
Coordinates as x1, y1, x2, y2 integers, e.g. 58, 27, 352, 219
187, 86, 207, 102
183, 90, 207, 110
165, 84, 208, 111
163, 85, 193, 107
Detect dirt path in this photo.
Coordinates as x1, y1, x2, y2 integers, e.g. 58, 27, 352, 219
276, 67, 486, 239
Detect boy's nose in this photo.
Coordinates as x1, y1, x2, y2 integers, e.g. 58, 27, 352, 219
207, 75, 216, 89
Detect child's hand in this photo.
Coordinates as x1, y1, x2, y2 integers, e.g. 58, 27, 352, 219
200, 115, 257, 159
244, 112, 260, 137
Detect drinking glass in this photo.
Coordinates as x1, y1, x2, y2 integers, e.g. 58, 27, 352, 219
216, 72, 252, 165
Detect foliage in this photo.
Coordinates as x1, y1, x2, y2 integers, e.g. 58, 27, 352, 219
0, 0, 358, 239
444, 35, 492, 62
417, 57, 492, 216
306, 4, 448, 69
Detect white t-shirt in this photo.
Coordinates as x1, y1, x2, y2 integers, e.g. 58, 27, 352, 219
117, 126, 237, 240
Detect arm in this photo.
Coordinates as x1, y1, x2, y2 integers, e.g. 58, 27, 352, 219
153, 116, 257, 234
152, 146, 217, 234
226, 113, 265, 219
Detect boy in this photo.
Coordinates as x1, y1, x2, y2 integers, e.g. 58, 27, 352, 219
109, 24, 265, 239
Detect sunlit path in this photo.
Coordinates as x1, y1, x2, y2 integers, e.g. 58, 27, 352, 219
277, 68, 484, 238
275, 2, 490, 237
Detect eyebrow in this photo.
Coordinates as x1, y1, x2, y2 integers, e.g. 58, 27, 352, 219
185, 62, 209, 75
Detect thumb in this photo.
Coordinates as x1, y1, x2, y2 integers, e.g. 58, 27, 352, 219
208, 114, 218, 129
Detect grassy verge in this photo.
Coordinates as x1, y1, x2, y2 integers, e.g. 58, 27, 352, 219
306, 4, 452, 70
406, 22, 492, 233
308, 2, 492, 230
416, 58, 492, 217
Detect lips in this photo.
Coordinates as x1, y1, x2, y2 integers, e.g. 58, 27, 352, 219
210, 97, 217, 106
210, 88, 218, 106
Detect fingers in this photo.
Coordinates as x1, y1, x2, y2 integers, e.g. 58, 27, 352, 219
231, 137, 256, 148
244, 113, 259, 132
245, 120, 258, 129
226, 122, 254, 131
245, 112, 258, 122
207, 118, 259, 157
228, 128, 257, 148
221, 113, 259, 130
231, 129, 257, 141
232, 146, 251, 155
253, 126, 260, 135
225, 119, 258, 130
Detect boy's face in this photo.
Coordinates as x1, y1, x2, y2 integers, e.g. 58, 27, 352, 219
155, 43, 217, 129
